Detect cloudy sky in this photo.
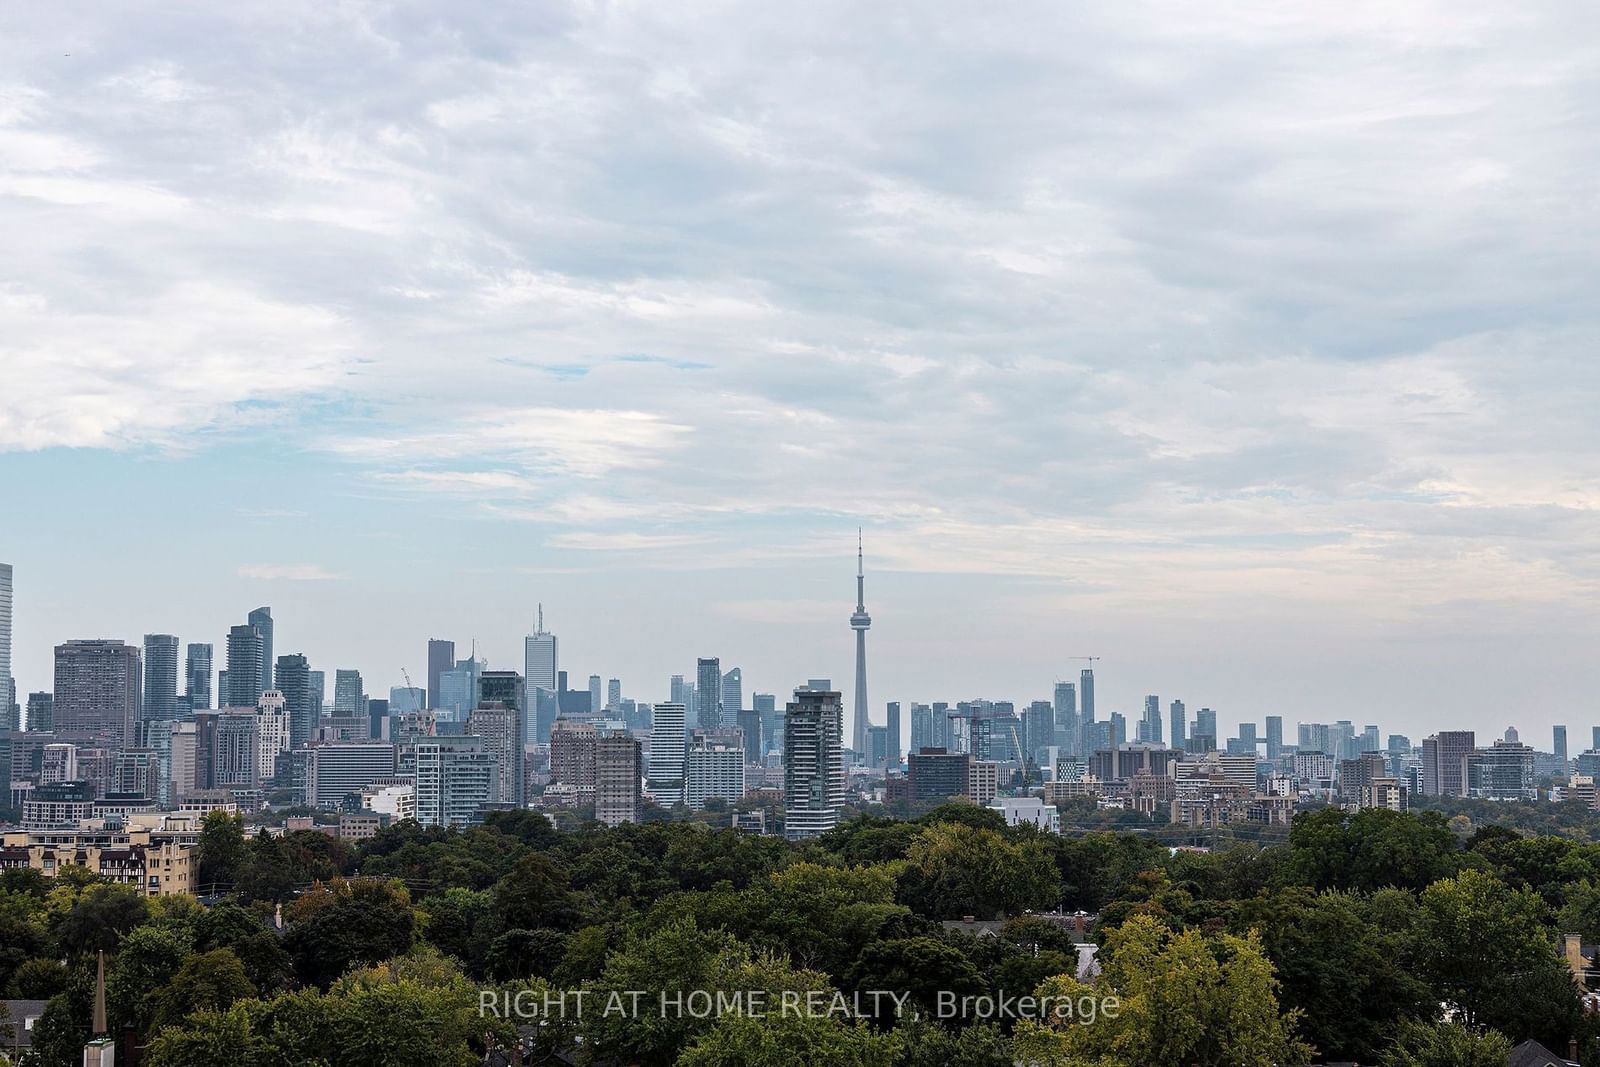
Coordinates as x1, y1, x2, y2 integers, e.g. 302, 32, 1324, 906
4, 2, 1598, 742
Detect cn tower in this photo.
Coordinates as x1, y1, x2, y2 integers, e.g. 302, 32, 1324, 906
850, 529, 872, 756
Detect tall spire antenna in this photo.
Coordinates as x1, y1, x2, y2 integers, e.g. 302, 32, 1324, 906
537, 602, 544, 634
850, 528, 872, 757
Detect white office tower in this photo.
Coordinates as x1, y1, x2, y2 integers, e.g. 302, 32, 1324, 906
685, 733, 746, 810
648, 701, 688, 805
525, 605, 558, 744
784, 687, 845, 839
255, 690, 289, 781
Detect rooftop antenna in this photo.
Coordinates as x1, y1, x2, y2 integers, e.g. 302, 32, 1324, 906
537, 602, 544, 634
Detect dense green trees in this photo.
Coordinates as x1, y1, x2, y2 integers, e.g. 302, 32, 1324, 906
10, 803, 1600, 1065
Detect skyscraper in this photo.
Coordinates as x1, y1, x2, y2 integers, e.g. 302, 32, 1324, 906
247, 607, 273, 695
648, 701, 688, 804
26, 691, 53, 732
333, 670, 364, 717
276, 654, 314, 749
886, 700, 902, 766
696, 658, 723, 729
525, 607, 558, 744
595, 731, 642, 826
225, 624, 265, 707
722, 667, 743, 718
1142, 695, 1162, 745
850, 532, 873, 757
1078, 669, 1096, 753
1053, 682, 1077, 753
1421, 730, 1475, 797
427, 639, 455, 711
785, 686, 845, 840
478, 670, 526, 806
0, 565, 11, 735
606, 678, 622, 711
1169, 700, 1187, 751
1555, 725, 1569, 767
1265, 715, 1284, 759
142, 634, 180, 723
467, 702, 520, 806
588, 674, 602, 717
309, 670, 325, 720
185, 643, 213, 710
54, 640, 142, 746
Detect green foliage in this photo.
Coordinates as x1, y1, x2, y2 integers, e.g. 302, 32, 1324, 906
1015, 914, 1314, 1067
419, 887, 500, 975
484, 927, 567, 981
898, 822, 1059, 919
52, 883, 149, 957
1416, 867, 1581, 1046
678, 1009, 900, 1067
583, 918, 836, 1066
1377, 1019, 1513, 1067
1281, 807, 1460, 892
1230, 887, 1433, 1062
846, 937, 986, 1022
150, 948, 256, 1031
282, 878, 416, 987
196, 810, 247, 893
107, 924, 193, 1034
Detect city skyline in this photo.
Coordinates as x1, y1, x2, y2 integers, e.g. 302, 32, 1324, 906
0, 552, 1593, 749
5, 5, 1600, 741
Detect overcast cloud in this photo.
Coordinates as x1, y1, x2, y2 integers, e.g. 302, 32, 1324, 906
3, 2, 1598, 738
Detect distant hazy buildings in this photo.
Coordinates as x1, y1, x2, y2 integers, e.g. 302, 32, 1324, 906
247, 607, 273, 694
784, 686, 844, 840
477, 669, 525, 807
1422, 730, 1476, 797
185, 643, 212, 711
525, 609, 557, 744
142, 634, 180, 723
54, 639, 142, 747
685, 733, 745, 810
648, 701, 688, 804
696, 657, 722, 729
427, 638, 454, 711
333, 670, 364, 718
595, 731, 642, 826
0, 564, 11, 734
225, 624, 265, 708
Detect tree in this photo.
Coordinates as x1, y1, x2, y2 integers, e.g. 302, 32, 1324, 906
53, 883, 149, 956
107, 925, 193, 1035
1231, 887, 1433, 1062
1280, 809, 1458, 893
1014, 914, 1314, 1067
677, 1010, 899, 1067
1378, 1019, 1513, 1067
419, 888, 500, 975
196, 811, 247, 895
1416, 868, 1582, 1047
584, 919, 836, 1067
484, 928, 567, 981
898, 823, 1058, 919
283, 879, 415, 988
846, 937, 985, 1023
490, 852, 580, 931
150, 948, 257, 1031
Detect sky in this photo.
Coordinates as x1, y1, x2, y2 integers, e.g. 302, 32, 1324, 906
3, 2, 1599, 744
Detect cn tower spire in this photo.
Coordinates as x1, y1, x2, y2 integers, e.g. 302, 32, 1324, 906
850, 528, 872, 758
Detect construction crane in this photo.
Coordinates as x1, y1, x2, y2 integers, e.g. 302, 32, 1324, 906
1067, 656, 1101, 667
401, 667, 415, 690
